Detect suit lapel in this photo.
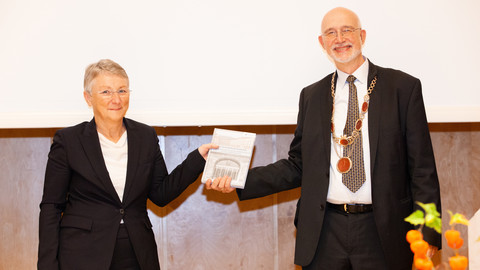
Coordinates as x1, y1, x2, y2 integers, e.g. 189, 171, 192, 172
122, 119, 140, 204
79, 119, 122, 204
367, 62, 380, 176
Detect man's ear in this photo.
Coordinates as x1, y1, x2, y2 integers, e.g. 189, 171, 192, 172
360, 29, 366, 45
318, 35, 326, 50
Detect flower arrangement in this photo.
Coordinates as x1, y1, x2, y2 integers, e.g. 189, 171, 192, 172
404, 202, 470, 270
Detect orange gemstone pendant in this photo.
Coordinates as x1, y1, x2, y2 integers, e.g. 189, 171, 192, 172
362, 102, 369, 112
355, 119, 363, 130
337, 157, 352, 173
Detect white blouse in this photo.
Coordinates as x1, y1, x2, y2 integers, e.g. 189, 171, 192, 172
98, 131, 128, 202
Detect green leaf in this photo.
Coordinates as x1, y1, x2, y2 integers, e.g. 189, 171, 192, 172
417, 202, 441, 217
428, 215, 442, 234
448, 210, 470, 226
416, 202, 442, 232
404, 210, 425, 226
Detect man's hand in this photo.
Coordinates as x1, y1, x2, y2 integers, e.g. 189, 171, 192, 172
205, 175, 235, 193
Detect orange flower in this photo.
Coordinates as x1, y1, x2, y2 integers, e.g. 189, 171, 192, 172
406, 229, 423, 244
410, 239, 429, 256
414, 257, 433, 270
445, 229, 464, 249
448, 255, 468, 270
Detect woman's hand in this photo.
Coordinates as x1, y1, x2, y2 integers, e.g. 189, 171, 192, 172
197, 143, 219, 160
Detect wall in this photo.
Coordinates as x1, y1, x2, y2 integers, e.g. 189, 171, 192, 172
0, 123, 479, 269
2, 0, 480, 128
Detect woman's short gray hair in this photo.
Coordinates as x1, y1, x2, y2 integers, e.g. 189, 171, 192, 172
84, 59, 129, 94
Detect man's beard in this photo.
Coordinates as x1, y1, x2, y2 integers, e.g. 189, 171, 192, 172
331, 42, 362, 64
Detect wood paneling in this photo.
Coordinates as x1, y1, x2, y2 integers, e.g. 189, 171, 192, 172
0, 123, 478, 269
0, 138, 50, 270
430, 127, 480, 264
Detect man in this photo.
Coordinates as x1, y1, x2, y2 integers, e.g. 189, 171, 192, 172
207, 7, 441, 270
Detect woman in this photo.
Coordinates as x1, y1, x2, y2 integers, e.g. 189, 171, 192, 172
38, 59, 216, 270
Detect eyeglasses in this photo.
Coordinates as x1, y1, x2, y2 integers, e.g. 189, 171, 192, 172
322, 27, 361, 40
97, 89, 131, 98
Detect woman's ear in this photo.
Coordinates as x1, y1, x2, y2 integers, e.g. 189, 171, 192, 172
84, 91, 92, 107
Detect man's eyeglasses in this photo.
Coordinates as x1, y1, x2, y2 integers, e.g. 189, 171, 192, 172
97, 89, 131, 98
322, 27, 361, 40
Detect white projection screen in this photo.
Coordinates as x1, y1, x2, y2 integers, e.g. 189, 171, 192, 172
1, 0, 479, 128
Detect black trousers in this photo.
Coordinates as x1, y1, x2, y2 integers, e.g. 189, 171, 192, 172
303, 206, 388, 270
110, 224, 141, 270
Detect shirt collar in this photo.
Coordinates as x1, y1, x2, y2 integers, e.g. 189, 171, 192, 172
336, 57, 369, 85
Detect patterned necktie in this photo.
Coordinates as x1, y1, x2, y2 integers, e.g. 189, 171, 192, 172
342, 75, 366, 193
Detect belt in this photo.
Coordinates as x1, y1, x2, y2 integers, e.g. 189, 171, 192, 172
326, 202, 373, 214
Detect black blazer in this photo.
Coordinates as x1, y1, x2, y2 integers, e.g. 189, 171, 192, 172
238, 62, 441, 270
38, 118, 205, 270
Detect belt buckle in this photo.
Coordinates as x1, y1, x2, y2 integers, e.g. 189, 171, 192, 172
343, 204, 349, 213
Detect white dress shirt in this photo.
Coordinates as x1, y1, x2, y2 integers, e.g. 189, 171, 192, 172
327, 58, 372, 204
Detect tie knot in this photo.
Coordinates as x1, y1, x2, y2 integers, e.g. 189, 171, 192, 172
347, 75, 356, 83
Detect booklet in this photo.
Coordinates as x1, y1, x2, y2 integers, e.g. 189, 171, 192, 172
201, 128, 256, 189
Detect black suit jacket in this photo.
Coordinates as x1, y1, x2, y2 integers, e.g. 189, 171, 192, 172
238, 62, 441, 269
38, 118, 205, 270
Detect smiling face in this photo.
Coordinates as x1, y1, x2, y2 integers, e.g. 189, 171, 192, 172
84, 72, 130, 126
318, 7, 366, 73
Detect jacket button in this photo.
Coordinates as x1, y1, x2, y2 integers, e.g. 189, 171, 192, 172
120, 209, 125, 215
320, 204, 325, 210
